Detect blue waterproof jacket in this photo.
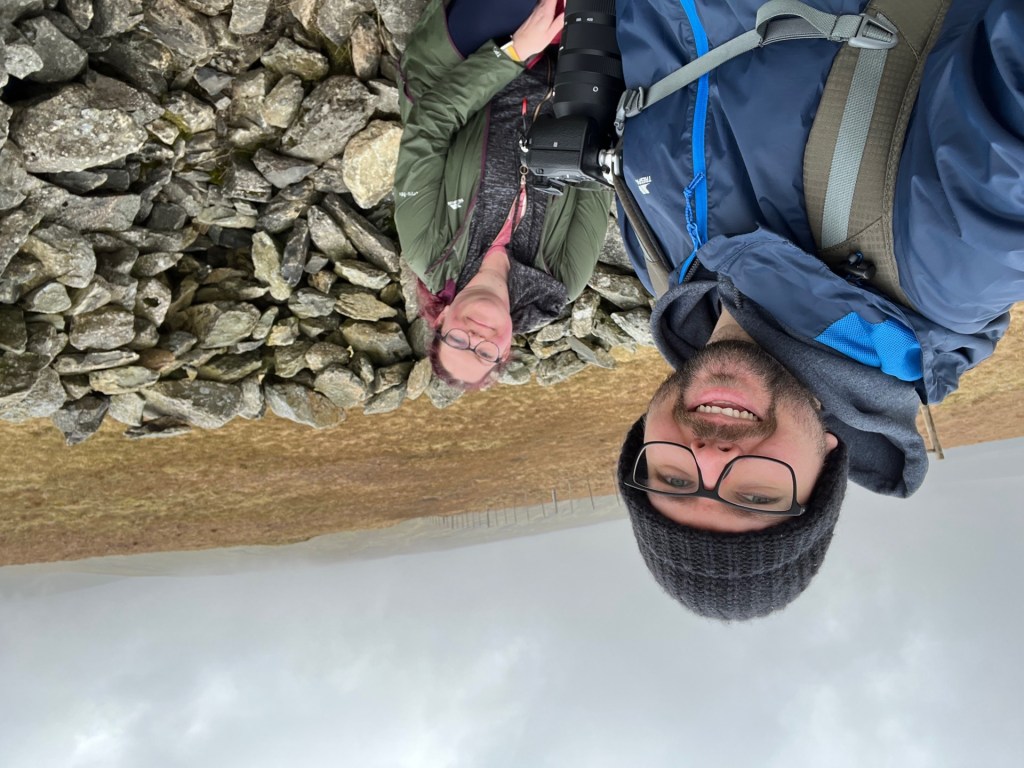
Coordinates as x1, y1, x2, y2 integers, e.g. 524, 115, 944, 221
617, 0, 1024, 407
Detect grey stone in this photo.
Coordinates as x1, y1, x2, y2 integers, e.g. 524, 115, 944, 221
258, 179, 316, 234
261, 37, 328, 80
264, 382, 344, 429
22, 282, 72, 314
197, 350, 263, 383
281, 219, 310, 286
134, 278, 172, 325
229, 0, 269, 34
266, 316, 300, 346
288, 288, 336, 319
250, 232, 292, 301
62, 0, 97, 30
4, 43, 44, 79
117, 225, 197, 252
89, 365, 160, 394
334, 285, 397, 321
223, 156, 273, 202
0, 143, 29, 211
0, 103, 10, 144
332, 259, 389, 290
92, 0, 145, 37
349, 351, 374, 385
108, 391, 146, 426
497, 360, 532, 386
321, 194, 400, 272
531, 338, 570, 360
610, 307, 656, 346
367, 79, 400, 119
370, 361, 411, 394
305, 253, 330, 274
0, 0, 45, 26
100, 272, 138, 310
263, 74, 304, 129
592, 309, 638, 350
0, 207, 46, 278
310, 0, 374, 45
425, 375, 463, 409
588, 270, 650, 310
11, 85, 148, 173
142, 379, 243, 429
252, 148, 316, 188
20, 225, 97, 289
146, 203, 189, 231
25, 324, 69, 364
194, 65, 233, 95
406, 357, 431, 400
567, 336, 616, 369
163, 90, 216, 134
570, 289, 602, 338
129, 317, 160, 350
307, 206, 356, 260
52, 193, 144, 233
53, 349, 140, 374
182, 302, 261, 348
44, 170, 109, 195
143, 0, 216, 61
375, 0, 430, 50
19, 16, 88, 82
251, 307, 278, 341
364, 383, 405, 415
83, 69, 163, 122
237, 374, 265, 419
124, 418, 193, 439
342, 120, 402, 209
70, 306, 136, 350
351, 13, 381, 80
598, 216, 632, 270
532, 317, 571, 344
308, 269, 336, 294
281, 76, 372, 164
51, 395, 110, 445
305, 342, 349, 372
536, 351, 587, 387
181, 0, 233, 14
314, 365, 368, 408
311, 160, 349, 194
379, 281, 404, 308
61, 374, 93, 401
0, 360, 65, 422
274, 341, 313, 378
341, 320, 411, 366
146, 117, 181, 145
0, 307, 28, 354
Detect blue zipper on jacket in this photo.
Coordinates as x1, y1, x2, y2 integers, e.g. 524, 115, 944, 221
678, 0, 709, 279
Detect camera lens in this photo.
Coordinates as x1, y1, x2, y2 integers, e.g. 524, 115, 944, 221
553, 0, 624, 128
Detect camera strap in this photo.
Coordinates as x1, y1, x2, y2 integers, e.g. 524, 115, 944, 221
613, 0, 898, 136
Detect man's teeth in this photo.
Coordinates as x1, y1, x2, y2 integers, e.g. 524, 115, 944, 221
696, 404, 758, 421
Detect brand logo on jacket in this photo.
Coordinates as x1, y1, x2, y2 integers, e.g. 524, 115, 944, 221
635, 176, 652, 195
447, 198, 465, 210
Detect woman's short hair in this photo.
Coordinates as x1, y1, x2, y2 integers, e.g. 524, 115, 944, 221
416, 279, 506, 392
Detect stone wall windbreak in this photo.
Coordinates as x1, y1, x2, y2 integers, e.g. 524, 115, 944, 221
0, 0, 654, 445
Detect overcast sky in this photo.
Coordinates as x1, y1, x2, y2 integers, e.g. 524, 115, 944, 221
2, 438, 1023, 768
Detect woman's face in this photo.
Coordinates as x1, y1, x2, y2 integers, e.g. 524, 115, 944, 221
436, 287, 514, 385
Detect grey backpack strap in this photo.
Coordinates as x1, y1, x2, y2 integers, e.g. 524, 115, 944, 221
614, 0, 897, 135
804, 0, 952, 309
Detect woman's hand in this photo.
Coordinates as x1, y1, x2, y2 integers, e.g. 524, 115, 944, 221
511, 0, 564, 60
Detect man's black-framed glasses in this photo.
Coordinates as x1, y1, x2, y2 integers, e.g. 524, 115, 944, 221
624, 441, 805, 516
437, 329, 503, 364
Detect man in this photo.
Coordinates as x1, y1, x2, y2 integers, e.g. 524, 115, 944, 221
613, 0, 1023, 619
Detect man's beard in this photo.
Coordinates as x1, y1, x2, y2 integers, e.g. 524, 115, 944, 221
653, 340, 827, 448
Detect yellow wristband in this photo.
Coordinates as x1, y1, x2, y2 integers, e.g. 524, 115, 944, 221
500, 40, 521, 63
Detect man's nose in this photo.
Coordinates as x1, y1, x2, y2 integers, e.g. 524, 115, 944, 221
691, 440, 739, 486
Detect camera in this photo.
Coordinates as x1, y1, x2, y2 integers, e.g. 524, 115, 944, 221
522, 0, 624, 190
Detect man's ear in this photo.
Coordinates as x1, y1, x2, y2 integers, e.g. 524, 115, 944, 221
824, 431, 839, 453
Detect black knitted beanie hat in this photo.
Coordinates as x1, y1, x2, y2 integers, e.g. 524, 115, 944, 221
618, 416, 849, 621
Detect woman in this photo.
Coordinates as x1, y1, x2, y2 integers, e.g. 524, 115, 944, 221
394, 0, 613, 388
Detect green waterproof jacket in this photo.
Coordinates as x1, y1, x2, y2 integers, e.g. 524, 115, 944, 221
394, 0, 611, 301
